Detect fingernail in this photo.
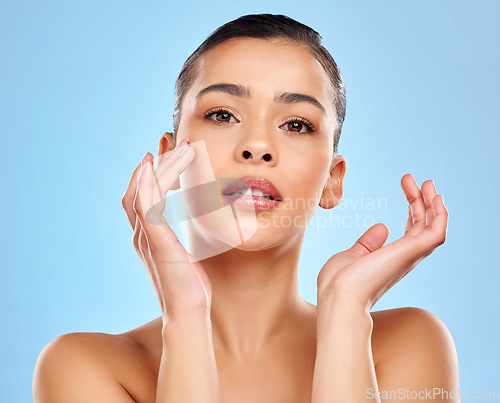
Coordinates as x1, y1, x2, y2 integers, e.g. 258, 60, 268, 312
176, 139, 187, 149
178, 143, 190, 157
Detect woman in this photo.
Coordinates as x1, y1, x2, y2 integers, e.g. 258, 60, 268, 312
33, 14, 459, 402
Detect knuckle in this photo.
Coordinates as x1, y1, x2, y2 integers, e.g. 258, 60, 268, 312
121, 194, 130, 208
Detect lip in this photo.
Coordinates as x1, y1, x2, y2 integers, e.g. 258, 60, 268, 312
222, 176, 283, 201
223, 194, 281, 211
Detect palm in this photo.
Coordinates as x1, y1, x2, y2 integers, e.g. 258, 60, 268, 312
317, 174, 448, 309
122, 143, 214, 315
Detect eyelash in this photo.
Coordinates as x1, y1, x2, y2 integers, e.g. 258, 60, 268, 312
203, 107, 317, 134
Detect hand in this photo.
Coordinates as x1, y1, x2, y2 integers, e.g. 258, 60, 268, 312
316, 174, 448, 311
121, 140, 213, 320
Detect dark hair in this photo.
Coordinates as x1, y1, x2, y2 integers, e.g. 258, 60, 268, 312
173, 14, 346, 154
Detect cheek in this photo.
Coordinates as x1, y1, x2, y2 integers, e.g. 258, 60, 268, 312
291, 154, 330, 203
178, 118, 227, 164
277, 152, 330, 228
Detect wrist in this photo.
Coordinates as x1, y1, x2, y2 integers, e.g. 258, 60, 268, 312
316, 292, 373, 333
164, 306, 211, 323
317, 288, 372, 315
162, 309, 212, 338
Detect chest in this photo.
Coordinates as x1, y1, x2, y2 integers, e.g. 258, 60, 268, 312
123, 345, 316, 403
217, 354, 316, 403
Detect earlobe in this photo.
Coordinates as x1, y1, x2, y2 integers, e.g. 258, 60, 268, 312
319, 189, 340, 209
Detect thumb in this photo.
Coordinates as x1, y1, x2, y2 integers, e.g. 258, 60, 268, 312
346, 223, 389, 257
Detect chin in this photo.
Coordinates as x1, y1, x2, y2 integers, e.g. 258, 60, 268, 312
187, 212, 295, 254
231, 231, 286, 252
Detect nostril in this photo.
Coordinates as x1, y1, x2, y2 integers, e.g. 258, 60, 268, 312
242, 151, 272, 161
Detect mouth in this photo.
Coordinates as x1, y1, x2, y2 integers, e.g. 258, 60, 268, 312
222, 176, 282, 202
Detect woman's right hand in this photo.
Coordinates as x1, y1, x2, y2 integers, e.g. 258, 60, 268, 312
121, 139, 213, 321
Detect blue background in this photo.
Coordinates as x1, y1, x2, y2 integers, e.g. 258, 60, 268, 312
1, 0, 498, 401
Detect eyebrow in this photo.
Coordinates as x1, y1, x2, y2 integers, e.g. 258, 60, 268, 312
195, 83, 327, 116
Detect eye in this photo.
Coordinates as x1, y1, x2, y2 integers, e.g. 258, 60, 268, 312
204, 108, 238, 124
280, 118, 317, 134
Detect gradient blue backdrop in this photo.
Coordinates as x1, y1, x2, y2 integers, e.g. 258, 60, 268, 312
1, 1, 498, 401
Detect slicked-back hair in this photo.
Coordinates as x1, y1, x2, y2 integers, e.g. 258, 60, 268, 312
173, 13, 346, 154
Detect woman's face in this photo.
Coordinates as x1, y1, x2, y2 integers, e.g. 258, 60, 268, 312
175, 37, 345, 251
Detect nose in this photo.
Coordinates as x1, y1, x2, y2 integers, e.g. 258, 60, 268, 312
242, 149, 272, 162
235, 126, 278, 166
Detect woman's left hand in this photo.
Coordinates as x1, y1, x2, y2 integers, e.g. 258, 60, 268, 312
316, 174, 448, 311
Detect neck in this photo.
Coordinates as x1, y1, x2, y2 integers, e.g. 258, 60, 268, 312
188, 224, 315, 362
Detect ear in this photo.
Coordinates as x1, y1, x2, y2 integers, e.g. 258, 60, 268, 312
159, 131, 176, 157
158, 131, 181, 190
319, 154, 346, 209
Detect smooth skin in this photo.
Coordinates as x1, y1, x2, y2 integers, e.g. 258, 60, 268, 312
33, 38, 459, 402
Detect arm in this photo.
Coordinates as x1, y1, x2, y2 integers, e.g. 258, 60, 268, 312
34, 141, 222, 402
157, 311, 221, 403
312, 295, 376, 402
33, 317, 222, 403
130, 145, 222, 402
312, 302, 460, 403
312, 175, 457, 402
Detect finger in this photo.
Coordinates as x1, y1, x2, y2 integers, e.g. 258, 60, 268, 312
134, 151, 191, 261
154, 139, 189, 184
122, 139, 188, 229
122, 161, 144, 228
133, 214, 144, 254
157, 132, 175, 168
135, 154, 164, 233
421, 180, 438, 226
401, 174, 426, 233
404, 204, 413, 235
136, 223, 148, 260
150, 140, 191, 215
428, 193, 448, 246
152, 145, 195, 207
346, 222, 389, 257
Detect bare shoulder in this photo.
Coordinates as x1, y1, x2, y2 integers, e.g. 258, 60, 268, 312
370, 307, 460, 396
370, 306, 457, 362
33, 326, 160, 403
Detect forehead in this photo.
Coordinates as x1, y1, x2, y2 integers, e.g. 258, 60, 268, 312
187, 38, 335, 116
